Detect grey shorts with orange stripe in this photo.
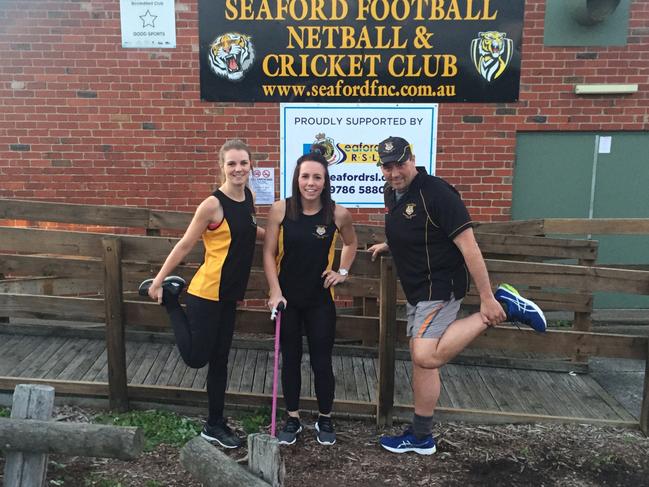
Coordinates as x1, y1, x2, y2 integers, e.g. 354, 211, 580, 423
406, 296, 463, 339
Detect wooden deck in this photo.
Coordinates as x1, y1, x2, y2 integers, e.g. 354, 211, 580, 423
0, 330, 637, 425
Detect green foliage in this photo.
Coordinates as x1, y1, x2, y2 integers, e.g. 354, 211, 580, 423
239, 406, 273, 434
83, 475, 124, 487
549, 319, 572, 328
0, 407, 9, 417
94, 409, 201, 451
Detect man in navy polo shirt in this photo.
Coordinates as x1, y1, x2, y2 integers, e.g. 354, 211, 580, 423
369, 136, 546, 455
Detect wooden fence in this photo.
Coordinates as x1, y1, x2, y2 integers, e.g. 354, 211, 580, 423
1, 199, 648, 433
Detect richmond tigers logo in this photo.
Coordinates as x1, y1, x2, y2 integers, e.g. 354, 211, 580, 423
470, 31, 513, 82
208, 33, 255, 82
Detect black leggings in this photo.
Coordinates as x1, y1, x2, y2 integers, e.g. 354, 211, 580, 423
164, 293, 235, 425
280, 300, 336, 415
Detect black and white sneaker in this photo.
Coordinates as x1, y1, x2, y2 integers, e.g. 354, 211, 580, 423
277, 417, 303, 445
200, 419, 242, 449
138, 275, 186, 299
315, 415, 336, 445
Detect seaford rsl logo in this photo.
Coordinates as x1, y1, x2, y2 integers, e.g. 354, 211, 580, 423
303, 138, 379, 165
470, 31, 513, 82
314, 225, 328, 238
303, 133, 343, 165
404, 203, 416, 219
208, 33, 255, 82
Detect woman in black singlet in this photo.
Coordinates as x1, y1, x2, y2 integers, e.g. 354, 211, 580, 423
138, 139, 263, 449
263, 145, 357, 446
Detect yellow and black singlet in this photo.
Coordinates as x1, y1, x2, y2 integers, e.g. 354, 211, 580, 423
276, 199, 339, 307
187, 187, 257, 302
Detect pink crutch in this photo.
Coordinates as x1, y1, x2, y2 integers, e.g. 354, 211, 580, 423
270, 301, 285, 437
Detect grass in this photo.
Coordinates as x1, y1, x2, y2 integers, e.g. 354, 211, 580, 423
94, 409, 201, 451
239, 406, 273, 434
0, 407, 9, 417
83, 475, 125, 487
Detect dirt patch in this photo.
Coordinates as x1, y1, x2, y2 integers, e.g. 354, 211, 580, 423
1, 407, 648, 487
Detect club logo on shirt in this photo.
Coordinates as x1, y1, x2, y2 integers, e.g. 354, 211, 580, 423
403, 203, 417, 219
314, 225, 328, 238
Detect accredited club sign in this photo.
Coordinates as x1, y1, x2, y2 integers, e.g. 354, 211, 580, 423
280, 104, 438, 208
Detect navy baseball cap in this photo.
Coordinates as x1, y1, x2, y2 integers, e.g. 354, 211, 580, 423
377, 136, 412, 166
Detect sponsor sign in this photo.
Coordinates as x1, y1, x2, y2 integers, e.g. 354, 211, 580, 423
199, 0, 523, 102
280, 103, 437, 208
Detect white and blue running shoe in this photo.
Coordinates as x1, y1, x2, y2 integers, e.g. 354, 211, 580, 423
495, 283, 547, 333
379, 429, 436, 455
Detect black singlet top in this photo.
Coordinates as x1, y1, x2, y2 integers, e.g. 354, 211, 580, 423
187, 187, 257, 301
276, 199, 339, 307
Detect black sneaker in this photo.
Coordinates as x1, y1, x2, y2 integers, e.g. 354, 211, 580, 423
200, 419, 242, 449
315, 415, 336, 445
138, 276, 186, 299
277, 417, 302, 445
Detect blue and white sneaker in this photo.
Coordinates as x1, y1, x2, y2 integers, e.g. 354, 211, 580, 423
495, 283, 547, 333
379, 429, 436, 455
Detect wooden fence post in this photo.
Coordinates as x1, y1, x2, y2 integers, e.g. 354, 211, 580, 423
102, 237, 128, 412
640, 340, 649, 436
573, 257, 596, 364
0, 272, 8, 323
377, 256, 397, 428
4, 384, 55, 487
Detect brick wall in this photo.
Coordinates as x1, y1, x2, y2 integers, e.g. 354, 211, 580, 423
1, 0, 648, 223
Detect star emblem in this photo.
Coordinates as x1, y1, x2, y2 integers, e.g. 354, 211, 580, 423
140, 10, 157, 28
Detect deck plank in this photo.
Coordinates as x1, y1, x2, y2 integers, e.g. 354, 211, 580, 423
0, 336, 39, 375
166, 353, 189, 387
251, 350, 267, 395
341, 355, 357, 402
155, 346, 181, 386
192, 363, 209, 390
180, 363, 199, 389
352, 356, 370, 403
363, 357, 377, 404
142, 344, 173, 385
81, 348, 108, 382
7, 336, 66, 378
225, 348, 236, 390
0, 331, 639, 427
394, 360, 412, 405
500, 368, 550, 416
60, 339, 106, 382
239, 349, 258, 393
533, 371, 588, 417
264, 348, 280, 396
131, 342, 163, 385
228, 348, 247, 392
332, 355, 345, 401
475, 366, 527, 412
48, 339, 92, 380
95, 341, 140, 383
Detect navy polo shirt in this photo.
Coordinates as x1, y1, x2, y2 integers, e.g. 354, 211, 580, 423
384, 167, 472, 305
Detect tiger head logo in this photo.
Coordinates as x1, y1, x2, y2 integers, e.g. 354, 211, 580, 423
208, 32, 255, 82
470, 31, 513, 82
314, 225, 327, 238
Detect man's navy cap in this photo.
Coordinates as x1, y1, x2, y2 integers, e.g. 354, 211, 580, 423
377, 136, 412, 166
